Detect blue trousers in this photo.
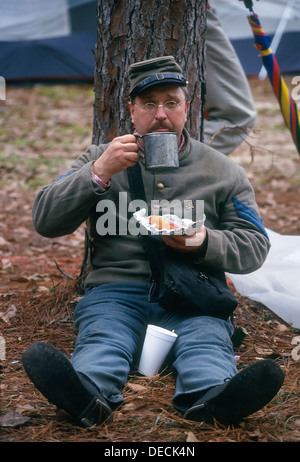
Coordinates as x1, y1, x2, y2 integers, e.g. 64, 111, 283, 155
71, 283, 237, 413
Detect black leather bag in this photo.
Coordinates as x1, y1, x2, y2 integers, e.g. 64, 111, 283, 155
156, 249, 238, 319
127, 164, 238, 319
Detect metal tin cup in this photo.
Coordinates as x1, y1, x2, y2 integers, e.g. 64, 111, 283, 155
136, 132, 179, 171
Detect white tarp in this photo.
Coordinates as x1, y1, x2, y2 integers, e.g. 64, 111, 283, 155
227, 229, 300, 328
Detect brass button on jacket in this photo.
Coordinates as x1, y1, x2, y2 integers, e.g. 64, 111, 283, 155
156, 182, 165, 190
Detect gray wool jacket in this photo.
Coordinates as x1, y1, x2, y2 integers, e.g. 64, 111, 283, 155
32, 129, 270, 289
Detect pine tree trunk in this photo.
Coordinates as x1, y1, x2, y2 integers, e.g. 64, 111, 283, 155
93, 0, 207, 144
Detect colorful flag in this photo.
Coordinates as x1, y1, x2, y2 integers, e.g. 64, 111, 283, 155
246, 6, 300, 154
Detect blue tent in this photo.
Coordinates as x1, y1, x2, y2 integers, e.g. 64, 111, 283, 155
1, 0, 299, 82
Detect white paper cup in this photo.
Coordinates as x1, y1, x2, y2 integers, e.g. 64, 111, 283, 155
138, 324, 178, 376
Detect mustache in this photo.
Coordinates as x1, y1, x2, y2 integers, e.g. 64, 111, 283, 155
147, 123, 173, 132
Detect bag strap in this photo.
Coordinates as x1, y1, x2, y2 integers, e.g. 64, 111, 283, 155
127, 162, 147, 203
127, 164, 165, 281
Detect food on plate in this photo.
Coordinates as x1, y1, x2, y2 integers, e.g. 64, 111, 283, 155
149, 215, 176, 230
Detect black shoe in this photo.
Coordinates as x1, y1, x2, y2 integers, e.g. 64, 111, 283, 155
22, 341, 112, 427
183, 359, 285, 426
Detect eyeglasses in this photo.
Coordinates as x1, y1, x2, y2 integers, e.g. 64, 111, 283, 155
134, 100, 184, 113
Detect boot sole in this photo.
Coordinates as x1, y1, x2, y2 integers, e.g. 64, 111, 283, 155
185, 359, 285, 425
22, 341, 111, 425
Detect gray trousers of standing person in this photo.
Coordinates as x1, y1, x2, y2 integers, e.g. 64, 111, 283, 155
204, 3, 257, 155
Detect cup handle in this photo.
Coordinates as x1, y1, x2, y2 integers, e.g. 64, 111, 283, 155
134, 134, 144, 158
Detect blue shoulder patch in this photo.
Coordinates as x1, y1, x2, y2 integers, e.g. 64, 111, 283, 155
232, 197, 269, 240
55, 171, 74, 182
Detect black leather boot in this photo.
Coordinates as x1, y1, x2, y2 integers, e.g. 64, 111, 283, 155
22, 341, 112, 427
183, 359, 285, 426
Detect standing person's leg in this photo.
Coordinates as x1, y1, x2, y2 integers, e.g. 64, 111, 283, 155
203, 4, 257, 155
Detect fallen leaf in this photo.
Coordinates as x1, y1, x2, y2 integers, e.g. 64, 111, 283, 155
0, 410, 30, 427
37, 285, 50, 293
16, 403, 35, 414
276, 323, 288, 333
186, 431, 199, 442
254, 347, 275, 357
0, 304, 17, 324
0, 236, 11, 247
1, 258, 13, 272
127, 383, 147, 392
121, 402, 152, 419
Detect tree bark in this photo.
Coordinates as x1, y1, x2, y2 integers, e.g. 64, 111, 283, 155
93, 0, 207, 144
